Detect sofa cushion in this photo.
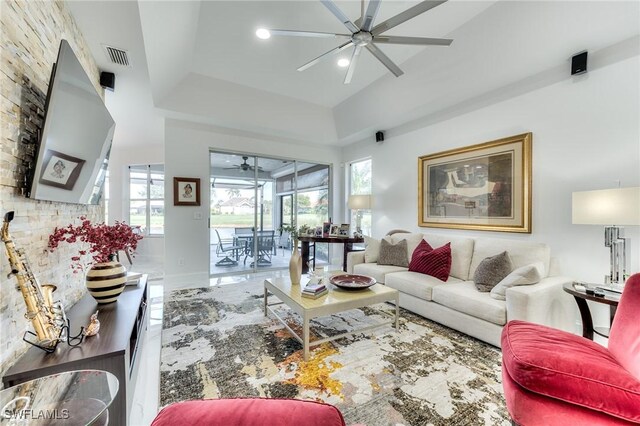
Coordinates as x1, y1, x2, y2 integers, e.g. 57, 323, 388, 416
364, 236, 380, 263
469, 238, 551, 279
378, 239, 408, 267
386, 271, 463, 301
502, 320, 640, 423
409, 241, 452, 281
490, 262, 543, 300
473, 251, 513, 292
432, 281, 507, 325
423, 233, 474, 281
353, 263, 408, 284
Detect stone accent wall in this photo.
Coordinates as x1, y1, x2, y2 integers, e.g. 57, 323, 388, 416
0, 1, 104, 380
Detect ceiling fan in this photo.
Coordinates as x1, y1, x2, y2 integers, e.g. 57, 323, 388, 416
224, 156, 264, 172
259, 0, 453, 84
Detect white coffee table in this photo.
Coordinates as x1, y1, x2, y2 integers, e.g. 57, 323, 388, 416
264, 277, 400, 360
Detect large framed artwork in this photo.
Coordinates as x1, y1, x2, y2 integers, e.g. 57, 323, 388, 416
173, 177, 201, 206
38, 149, 85, 190
418, 133, 532, 233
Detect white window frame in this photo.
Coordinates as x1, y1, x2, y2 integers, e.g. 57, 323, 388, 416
128, 164, 164, 236
347, 157, 372, 235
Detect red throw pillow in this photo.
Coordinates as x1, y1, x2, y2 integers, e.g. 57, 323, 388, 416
412, 239, 433, 254
409, 241, 452, 281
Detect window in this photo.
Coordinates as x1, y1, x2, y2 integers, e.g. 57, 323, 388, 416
129, 164, 164, 235
104, 170, 109, 223
349, 158, 372, 236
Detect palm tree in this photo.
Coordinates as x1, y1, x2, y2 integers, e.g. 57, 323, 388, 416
226, 188, 241, 199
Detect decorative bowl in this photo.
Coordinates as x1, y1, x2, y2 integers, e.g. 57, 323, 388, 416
329, 274, 376, 290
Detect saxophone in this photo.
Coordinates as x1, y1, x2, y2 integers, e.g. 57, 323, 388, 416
2, 211, 67, 351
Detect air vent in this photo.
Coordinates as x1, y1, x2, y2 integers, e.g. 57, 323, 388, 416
102, 45, 130, 66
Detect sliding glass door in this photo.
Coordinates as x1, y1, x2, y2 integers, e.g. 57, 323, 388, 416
210, 151, 330, 276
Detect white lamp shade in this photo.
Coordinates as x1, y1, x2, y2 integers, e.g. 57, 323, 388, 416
348, 194, 372, 210
572, 187, 640, 225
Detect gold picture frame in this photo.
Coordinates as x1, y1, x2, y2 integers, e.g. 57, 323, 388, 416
418, 133, 532, 233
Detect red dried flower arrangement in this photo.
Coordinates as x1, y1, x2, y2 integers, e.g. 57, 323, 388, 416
48, 217, 143, 271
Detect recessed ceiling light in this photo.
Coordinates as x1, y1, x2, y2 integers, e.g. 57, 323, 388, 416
256, 28, 271, 40
337, 58, 349, 68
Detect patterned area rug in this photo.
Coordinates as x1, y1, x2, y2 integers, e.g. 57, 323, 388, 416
160, 279, 509, 426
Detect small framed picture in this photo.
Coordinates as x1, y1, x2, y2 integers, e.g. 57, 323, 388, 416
339, 224, 350, 237
322, 222, 331, 237
329, 224, 341, 237
38, 149, 85, 190
314, 226, 323, 237
173, 177, 201, 206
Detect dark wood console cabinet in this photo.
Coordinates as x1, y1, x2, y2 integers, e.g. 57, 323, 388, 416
3, 275, 149, 425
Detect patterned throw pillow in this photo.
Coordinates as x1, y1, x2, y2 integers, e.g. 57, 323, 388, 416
473, 251, 513, 292
408, 241, 452, 281
378, 239, 409, 267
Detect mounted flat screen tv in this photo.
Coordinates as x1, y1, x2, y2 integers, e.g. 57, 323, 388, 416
28, 39, 115, 205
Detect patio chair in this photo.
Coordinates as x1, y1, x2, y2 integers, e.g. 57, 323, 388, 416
244, 231, 275, 266
215, 229, 244, 266
278, 231, 291, 256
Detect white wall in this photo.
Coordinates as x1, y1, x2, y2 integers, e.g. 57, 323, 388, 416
108, 143, 165, 261
164, 119, 343, 282
342, 48, 640, 284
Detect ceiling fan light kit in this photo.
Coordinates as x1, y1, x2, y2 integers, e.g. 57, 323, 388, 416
258, 0, 453, 84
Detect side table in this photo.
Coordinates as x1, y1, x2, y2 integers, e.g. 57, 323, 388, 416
0, 370, 118, 425
563, 282, 620, 340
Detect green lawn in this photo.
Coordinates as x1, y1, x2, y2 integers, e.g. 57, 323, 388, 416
128, 213, 331, 231
210, 213, 327, 229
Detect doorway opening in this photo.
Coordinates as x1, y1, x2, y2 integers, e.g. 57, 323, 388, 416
209, 151, 331, 276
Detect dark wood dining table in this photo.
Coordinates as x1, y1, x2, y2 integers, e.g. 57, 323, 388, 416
298, 235, 364, 273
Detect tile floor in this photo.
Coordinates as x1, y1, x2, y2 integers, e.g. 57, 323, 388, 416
127, 257, 289, 426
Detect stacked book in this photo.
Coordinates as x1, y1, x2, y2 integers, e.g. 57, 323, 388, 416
125, 271, 143, 286
302, 282, 328, 299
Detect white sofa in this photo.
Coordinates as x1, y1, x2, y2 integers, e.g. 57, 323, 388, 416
346, 232, 576, 347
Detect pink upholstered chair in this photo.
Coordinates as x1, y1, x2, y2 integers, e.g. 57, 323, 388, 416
501, 273, 640, 425
151, 398, 346, 426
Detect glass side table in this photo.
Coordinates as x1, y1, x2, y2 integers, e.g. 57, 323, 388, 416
0, 370, 118, 425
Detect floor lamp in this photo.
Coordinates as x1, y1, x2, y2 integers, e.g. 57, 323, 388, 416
572, 187, 640, 290
348, 194, 372, 237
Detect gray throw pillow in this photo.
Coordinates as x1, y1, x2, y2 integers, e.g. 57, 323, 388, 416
490, 262, 543, 300
378, 239, 409, 267
473, 251, 513, 292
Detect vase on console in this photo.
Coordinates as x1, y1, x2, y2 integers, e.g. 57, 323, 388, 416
289, 239, 302, 285
48, 217, 142, 304
85, 258, 127, 304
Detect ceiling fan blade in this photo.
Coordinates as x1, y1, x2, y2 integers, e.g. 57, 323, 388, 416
354, 0, 364, 27
374, 35, 453, 46
320, 0, 359, 33
344, 45, 362, 84
372, 0, 448, 36
297, 41, 354, 72
362, 0, 382, 32
269, 29, 351, 39
366, 43, 404, 77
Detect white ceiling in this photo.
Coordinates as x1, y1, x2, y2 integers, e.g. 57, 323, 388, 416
68, 1, 640, 149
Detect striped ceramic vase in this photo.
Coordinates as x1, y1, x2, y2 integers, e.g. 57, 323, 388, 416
85, 261, 127, 304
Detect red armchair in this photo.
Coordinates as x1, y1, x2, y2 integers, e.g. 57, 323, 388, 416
151, 398, 346, 426
501, 273, 640, 425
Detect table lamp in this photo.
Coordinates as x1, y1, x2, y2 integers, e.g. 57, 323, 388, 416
572, 187, 640, 289
348, 194, 372, 236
